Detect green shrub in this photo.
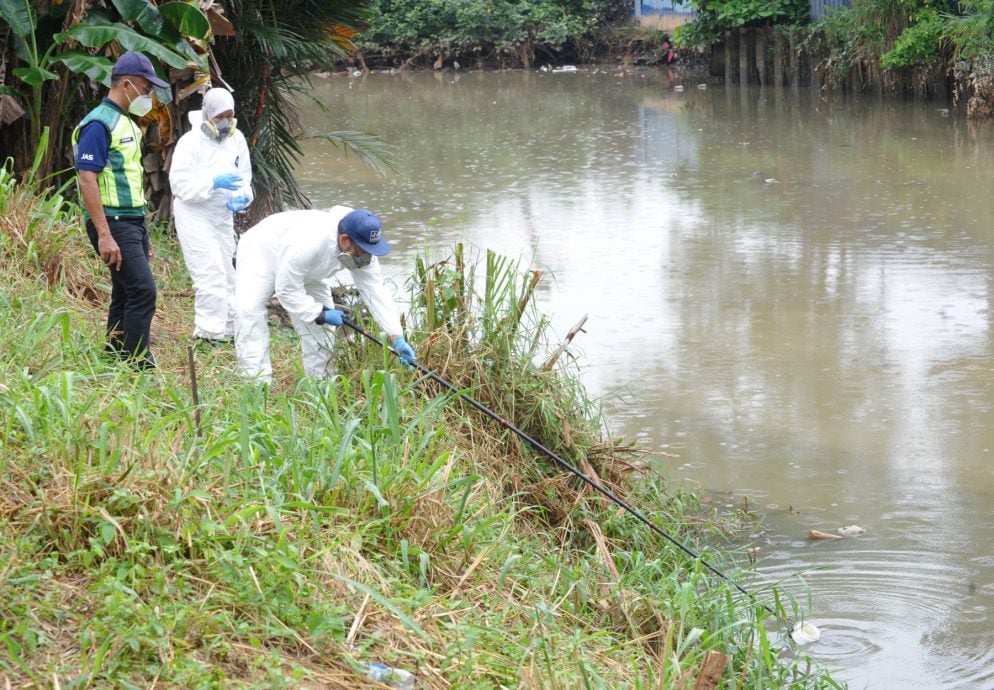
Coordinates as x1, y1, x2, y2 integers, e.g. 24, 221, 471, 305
357, 0, 626, 62
674, 0, 809, 48
881, 8, 946, 67
943, 0, 994, 62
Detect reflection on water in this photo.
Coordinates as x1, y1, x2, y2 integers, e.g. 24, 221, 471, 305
296, 70, 994, 689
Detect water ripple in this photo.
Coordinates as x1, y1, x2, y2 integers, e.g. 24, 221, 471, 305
752, 549, 994, 689
803, 617, 881, 662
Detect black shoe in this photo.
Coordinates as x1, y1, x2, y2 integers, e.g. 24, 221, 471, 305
132, 355, 156, 371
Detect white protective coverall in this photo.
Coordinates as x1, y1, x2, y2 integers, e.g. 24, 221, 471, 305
234, 206, 403, 382
169, 89, 253, 339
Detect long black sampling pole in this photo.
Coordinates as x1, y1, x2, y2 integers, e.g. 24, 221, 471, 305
342, 317, 779, 619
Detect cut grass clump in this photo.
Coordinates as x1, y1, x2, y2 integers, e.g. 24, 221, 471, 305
0, 175, 842, 688
0, 156, 97, 305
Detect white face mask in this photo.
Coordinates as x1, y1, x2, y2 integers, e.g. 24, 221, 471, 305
126, 81, 154, 117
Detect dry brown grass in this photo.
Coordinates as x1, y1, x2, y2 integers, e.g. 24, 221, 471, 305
0, 183, 97, 303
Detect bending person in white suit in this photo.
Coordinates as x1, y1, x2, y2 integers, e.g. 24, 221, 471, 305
233, 206, 416, 383
169, 87, 253, 342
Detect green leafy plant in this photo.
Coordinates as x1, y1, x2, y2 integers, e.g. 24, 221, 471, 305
881, 8, 945, 67
675, 0, 809, 48
942, 0, 994, 62
357, 0, 626, 67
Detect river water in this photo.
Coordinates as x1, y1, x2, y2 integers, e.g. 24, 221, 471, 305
295, 70, 994, 689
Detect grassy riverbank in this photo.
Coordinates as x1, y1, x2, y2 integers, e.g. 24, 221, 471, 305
0, 169, 841, 688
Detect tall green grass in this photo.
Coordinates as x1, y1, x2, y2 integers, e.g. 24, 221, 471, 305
0, 174, 842, 688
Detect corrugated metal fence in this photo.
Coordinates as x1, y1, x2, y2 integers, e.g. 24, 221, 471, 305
633, 0, 851, 24
632, 0, 695, 18
631, 0, 851, 31
809, 0, 851, 21
631, 0, 695, 30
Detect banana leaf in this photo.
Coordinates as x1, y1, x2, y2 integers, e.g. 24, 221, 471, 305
12, 66, 58, 87
160, 2, 211, 41
0, 0, 34, 39
55, 22, 200, 71
52, 51, 115, 86
173, 38, 201, 64
108, 0, 166, 36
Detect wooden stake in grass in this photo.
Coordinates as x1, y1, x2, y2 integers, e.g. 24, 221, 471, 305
187, 346, 201, 436
693, 650, 729, 690
542, 314, 588, 371
502, 269, 542, 337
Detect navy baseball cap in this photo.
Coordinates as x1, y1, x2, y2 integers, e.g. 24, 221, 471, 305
339, 209, 390, 256
112, 51, 168, 89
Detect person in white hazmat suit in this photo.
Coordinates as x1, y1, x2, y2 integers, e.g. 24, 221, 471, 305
234, 205, 417, 382
169, 88, 253, 341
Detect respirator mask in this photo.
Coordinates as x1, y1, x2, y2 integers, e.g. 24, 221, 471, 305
201, 117, 237, 142
338, 251, 372, 270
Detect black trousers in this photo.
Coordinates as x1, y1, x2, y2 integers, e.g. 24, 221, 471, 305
86, 216, 157, 368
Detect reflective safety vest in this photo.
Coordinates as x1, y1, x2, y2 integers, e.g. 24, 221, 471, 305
72, 99, 146, 216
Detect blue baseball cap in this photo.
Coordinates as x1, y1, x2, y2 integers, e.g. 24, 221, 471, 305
339, 209, 390, 256
112, 51, 168, 89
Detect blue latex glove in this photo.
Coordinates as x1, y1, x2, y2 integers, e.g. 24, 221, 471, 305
212, 173, 242, 191
393, 336, 416, 366
226, 195, 250, 212
315, 307, 344, 327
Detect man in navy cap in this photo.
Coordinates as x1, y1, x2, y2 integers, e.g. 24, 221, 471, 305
233, 205, 417, 383
72, 51, 169, 370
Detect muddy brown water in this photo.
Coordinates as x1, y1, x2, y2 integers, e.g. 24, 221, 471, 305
296, 70, 994, 689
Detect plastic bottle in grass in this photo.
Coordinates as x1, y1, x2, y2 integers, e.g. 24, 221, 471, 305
363, 662, 415, 689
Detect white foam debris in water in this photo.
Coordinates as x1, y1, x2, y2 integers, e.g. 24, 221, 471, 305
838, 525, 866, 536
791, 622, 821, 645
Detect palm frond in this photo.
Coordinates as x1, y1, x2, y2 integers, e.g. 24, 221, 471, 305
214, 0, 387, 218
306, 130, 399, 177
